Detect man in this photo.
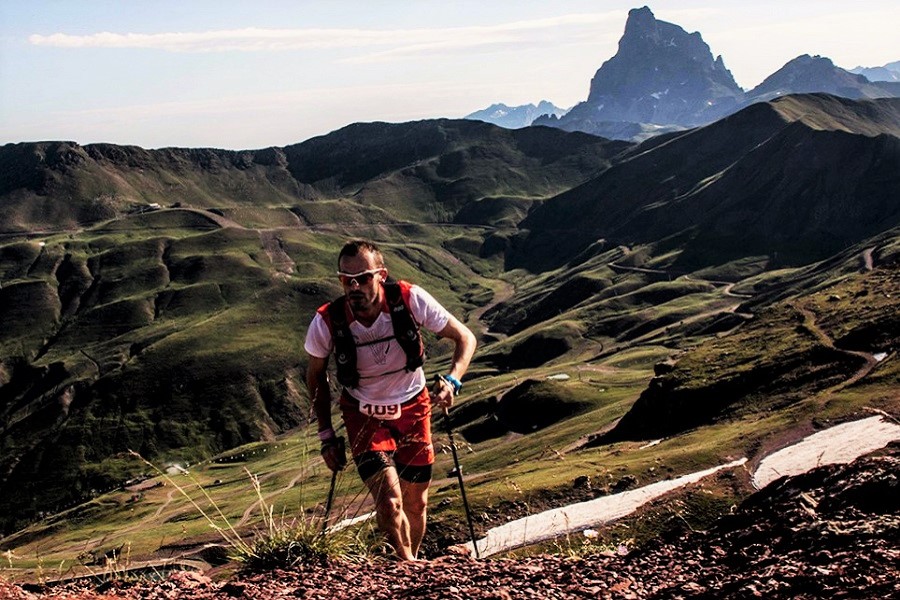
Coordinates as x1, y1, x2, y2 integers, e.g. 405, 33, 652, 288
305, 240, 476, 561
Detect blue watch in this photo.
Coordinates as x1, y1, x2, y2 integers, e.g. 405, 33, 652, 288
439, 374, 463, 395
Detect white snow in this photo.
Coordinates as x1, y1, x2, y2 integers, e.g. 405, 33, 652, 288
455, 415, 900, 558
463, 458, 747, 557
328, 511, 376, 533
639, 439, 663, 449
752, 415, 900, 489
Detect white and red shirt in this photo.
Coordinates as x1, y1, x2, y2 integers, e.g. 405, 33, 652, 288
304, 282, 451, 405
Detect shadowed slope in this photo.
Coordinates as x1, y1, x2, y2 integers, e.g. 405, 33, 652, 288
514, 95, 900, 272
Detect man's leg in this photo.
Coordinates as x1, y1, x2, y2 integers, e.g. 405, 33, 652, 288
364, 466, 417, 561
400, 479, 429, 558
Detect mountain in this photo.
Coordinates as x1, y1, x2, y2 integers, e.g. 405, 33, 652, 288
0, 120, 628, 533
748, 55, 897, 103
464, 101, 568, 129
851, 61, 900, 82
532, 9, 899, 142
513, 94, 900, 272
0, 120, 626, 234
535, 6, 743, 138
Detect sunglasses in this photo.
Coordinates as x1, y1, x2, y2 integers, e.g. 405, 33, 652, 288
337, 268, 383, 286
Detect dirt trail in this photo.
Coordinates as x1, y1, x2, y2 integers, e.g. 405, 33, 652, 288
795, 304, 879, 393
627, 301, 745, 345
428, 244, 514, 341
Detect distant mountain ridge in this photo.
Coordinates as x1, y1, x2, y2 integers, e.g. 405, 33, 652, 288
0, 119, 626, 235
851, 61, 900, 82
464, 101, 568, 129
523, 7, 900, 141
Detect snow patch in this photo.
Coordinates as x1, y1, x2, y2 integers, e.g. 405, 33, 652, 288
464, 458, 747, 557
752, 416, 900, 489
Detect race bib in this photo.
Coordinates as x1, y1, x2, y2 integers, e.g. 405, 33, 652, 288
359, 401, 402, 420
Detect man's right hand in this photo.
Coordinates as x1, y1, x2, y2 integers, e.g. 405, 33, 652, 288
321, 436, 347, 472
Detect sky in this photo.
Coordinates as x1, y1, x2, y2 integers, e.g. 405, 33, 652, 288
1, 0, 897, 150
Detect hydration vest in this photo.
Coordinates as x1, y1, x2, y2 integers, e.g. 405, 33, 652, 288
325, 281, 424, 389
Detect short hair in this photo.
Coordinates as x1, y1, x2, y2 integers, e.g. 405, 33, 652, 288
338, 240, 384, 268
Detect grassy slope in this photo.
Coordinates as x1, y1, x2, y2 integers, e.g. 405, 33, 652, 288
0, 210, 494, 534
1, 98, 898, 577
4, 232, 896, 579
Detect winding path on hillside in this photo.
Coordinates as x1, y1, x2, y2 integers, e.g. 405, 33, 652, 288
626, 300, 748, 345
469, 277, 515, 342
794, 304, 880, 393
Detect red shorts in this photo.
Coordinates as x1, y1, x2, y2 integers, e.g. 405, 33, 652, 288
340, 387, 434, 467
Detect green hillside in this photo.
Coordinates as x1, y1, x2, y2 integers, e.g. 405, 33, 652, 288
1, 95, 898, 577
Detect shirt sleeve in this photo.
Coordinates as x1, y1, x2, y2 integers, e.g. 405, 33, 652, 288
303, 313, 333, 358
408, 285, 452, 333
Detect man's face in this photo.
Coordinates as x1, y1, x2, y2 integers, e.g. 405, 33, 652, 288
338, 251, 386, 315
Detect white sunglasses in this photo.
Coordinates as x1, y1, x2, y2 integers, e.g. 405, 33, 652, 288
336, 268, 383, 286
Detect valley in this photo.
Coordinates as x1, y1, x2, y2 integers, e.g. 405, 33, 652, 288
0, 94, 898, 591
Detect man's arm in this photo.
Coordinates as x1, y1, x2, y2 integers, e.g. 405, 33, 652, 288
307, 354, 346, 472
306, 354, 333, 434
432, 314, 477, 407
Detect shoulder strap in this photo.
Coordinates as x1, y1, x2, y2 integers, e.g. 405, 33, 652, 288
327, 296, 360, 389
384, 281, 425, 373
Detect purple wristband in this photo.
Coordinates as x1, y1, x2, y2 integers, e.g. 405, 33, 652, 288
318, 428, 336, 442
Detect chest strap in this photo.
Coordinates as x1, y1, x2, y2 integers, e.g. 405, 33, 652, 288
328, 282, 425, 389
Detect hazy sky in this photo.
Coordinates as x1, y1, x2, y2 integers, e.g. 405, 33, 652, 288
1, 0, 897, 150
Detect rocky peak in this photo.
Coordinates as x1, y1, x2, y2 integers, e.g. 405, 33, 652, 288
587, 6, 741, 106
538, 6, 744, 135
748, 54, 891, 102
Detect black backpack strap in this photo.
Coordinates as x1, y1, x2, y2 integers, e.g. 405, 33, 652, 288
384, 282, 425, 373
327, 296, 360, 389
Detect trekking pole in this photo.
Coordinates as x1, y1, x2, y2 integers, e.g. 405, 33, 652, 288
321, 469, 338, 535
443, 406, 480, 559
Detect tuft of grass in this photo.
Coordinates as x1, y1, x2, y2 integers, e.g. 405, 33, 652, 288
230, 469, 369, 570
128, 452, 371, 572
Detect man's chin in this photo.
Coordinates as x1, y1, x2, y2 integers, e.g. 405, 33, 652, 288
348, 296, 368, 310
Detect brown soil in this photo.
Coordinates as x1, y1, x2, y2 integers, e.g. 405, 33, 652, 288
5, 444, 896, 599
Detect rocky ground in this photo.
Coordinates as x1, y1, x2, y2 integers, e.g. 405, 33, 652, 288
2, 445, 897, 599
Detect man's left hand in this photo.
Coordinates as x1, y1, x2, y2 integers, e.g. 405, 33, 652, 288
430, 377, 454, 409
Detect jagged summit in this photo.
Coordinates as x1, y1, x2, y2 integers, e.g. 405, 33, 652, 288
587, 6, 741, 106
540, 6, 743, 137
532, 8, 900, 141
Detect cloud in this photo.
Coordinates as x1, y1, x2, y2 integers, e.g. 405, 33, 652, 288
28, 12, 622, 57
